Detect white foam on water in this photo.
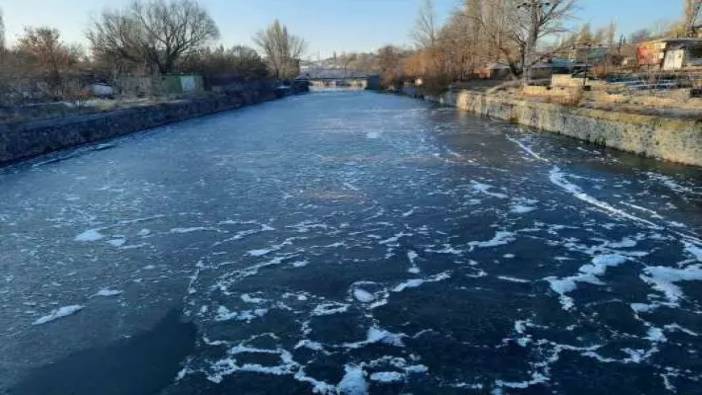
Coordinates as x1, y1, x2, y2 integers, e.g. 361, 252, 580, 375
338, 365, 368, 395
506, 136, 549, 162
646, 327, 667, 343
343, 182, 360, 191
246, 239, 293, 257
378, 232, 412, 245
369, 371, 405, 383
684, 242, 702, 262
664, 323, 699, 337
646, 172, 700, 195
107, 238, 126, 247
366, 131, 380, 139
214, 305, 268, 322
546, 254, 628, 310
510, 204, 537, 214
469, 231, 516, 250
344, 327, 406, 349
33, 305, 84, 325
641, 264, 702, 303
498, 276, 530, 283
471, 181, 508, 199
312, 302, 350, 316
407, 250, 420, 274
170, 227, 217, 234
290, 260, 310, 268
75, 229, 105, 242
549, 167, 659, 228
392, 271, 451, 292
137, 228, 151, 237
241, 294, 266, 304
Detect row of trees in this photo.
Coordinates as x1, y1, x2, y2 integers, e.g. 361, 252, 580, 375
0, 1, 307, 104
335, 0, 699, 92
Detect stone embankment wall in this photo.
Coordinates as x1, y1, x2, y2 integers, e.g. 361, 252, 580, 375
434, 89, 702, 167
0, 81, 304, 165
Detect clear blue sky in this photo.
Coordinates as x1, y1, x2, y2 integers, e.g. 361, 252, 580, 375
0, 0, 683, 58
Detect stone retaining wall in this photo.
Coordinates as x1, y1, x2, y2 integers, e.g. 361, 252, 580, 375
0, 82, 297, 165
435, 89, 702, 167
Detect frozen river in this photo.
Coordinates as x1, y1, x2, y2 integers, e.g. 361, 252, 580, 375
1, 91, 701, 394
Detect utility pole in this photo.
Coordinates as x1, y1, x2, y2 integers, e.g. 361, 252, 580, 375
517, 1, 551, 86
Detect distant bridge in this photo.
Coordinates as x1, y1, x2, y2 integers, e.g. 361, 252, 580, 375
298, 68, 380, 90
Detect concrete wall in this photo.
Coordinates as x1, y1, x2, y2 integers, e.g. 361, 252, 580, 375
0, 82, 297, 165
437, 89, 702, 167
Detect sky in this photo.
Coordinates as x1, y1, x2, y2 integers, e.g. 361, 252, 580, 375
0, 0, 684, 59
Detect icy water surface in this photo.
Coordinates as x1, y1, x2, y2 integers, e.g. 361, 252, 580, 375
1, 91, 701, 394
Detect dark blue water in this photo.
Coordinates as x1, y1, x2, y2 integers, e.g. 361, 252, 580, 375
1, 91, 701, 394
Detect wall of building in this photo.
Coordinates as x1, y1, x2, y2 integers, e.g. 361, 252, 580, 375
0, 82, 302, 165
431, 89, 702, 167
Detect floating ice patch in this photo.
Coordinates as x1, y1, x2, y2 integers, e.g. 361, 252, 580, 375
214, 305, 268, 322
343, 182, 360, 191
353, 288, 375, 303
510, 204, 537, 214
241, 293, 266, 304
498, 276, 530, 283
137, 228, 151, 237
338, 365, 368, 395
312, 302, 350, 316
506, 136, 548, 162
107, 238, 126, 247
33, 305, 84, 325
469, 231, 516, 250
170, 227, 216, 234
75, 229, 104, 242
345, 327, 406, 349
549, 167, 659, 228
290, 260, 309, 268
646, 172, 700, 195
546, 254, 628, 310
641, 264, 702, 303
471, 181, 508, 199
407, 250, 420, 274
370, 371, 405, 383
684, 242, 702, 262
378, 232, 412, 245
393, 271, 451, 292
92, 289, 123, 297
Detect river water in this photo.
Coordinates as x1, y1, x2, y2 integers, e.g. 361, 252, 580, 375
1, 91, 701, 394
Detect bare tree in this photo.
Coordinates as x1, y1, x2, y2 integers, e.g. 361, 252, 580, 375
412, 0, 438, 49
16, 27, 82, 97
253, 20, 306, 80
470, 0, 577, 81
684, 0, 702, 37
88, 0, 219, 74
376, 45, 407, 89
180, 45, 268, 80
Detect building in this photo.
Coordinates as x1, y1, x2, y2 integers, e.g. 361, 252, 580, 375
637, 38, 702, 70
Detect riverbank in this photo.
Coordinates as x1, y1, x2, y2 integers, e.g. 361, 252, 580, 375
0, 81, 306, 165
409, 88, 702, 167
